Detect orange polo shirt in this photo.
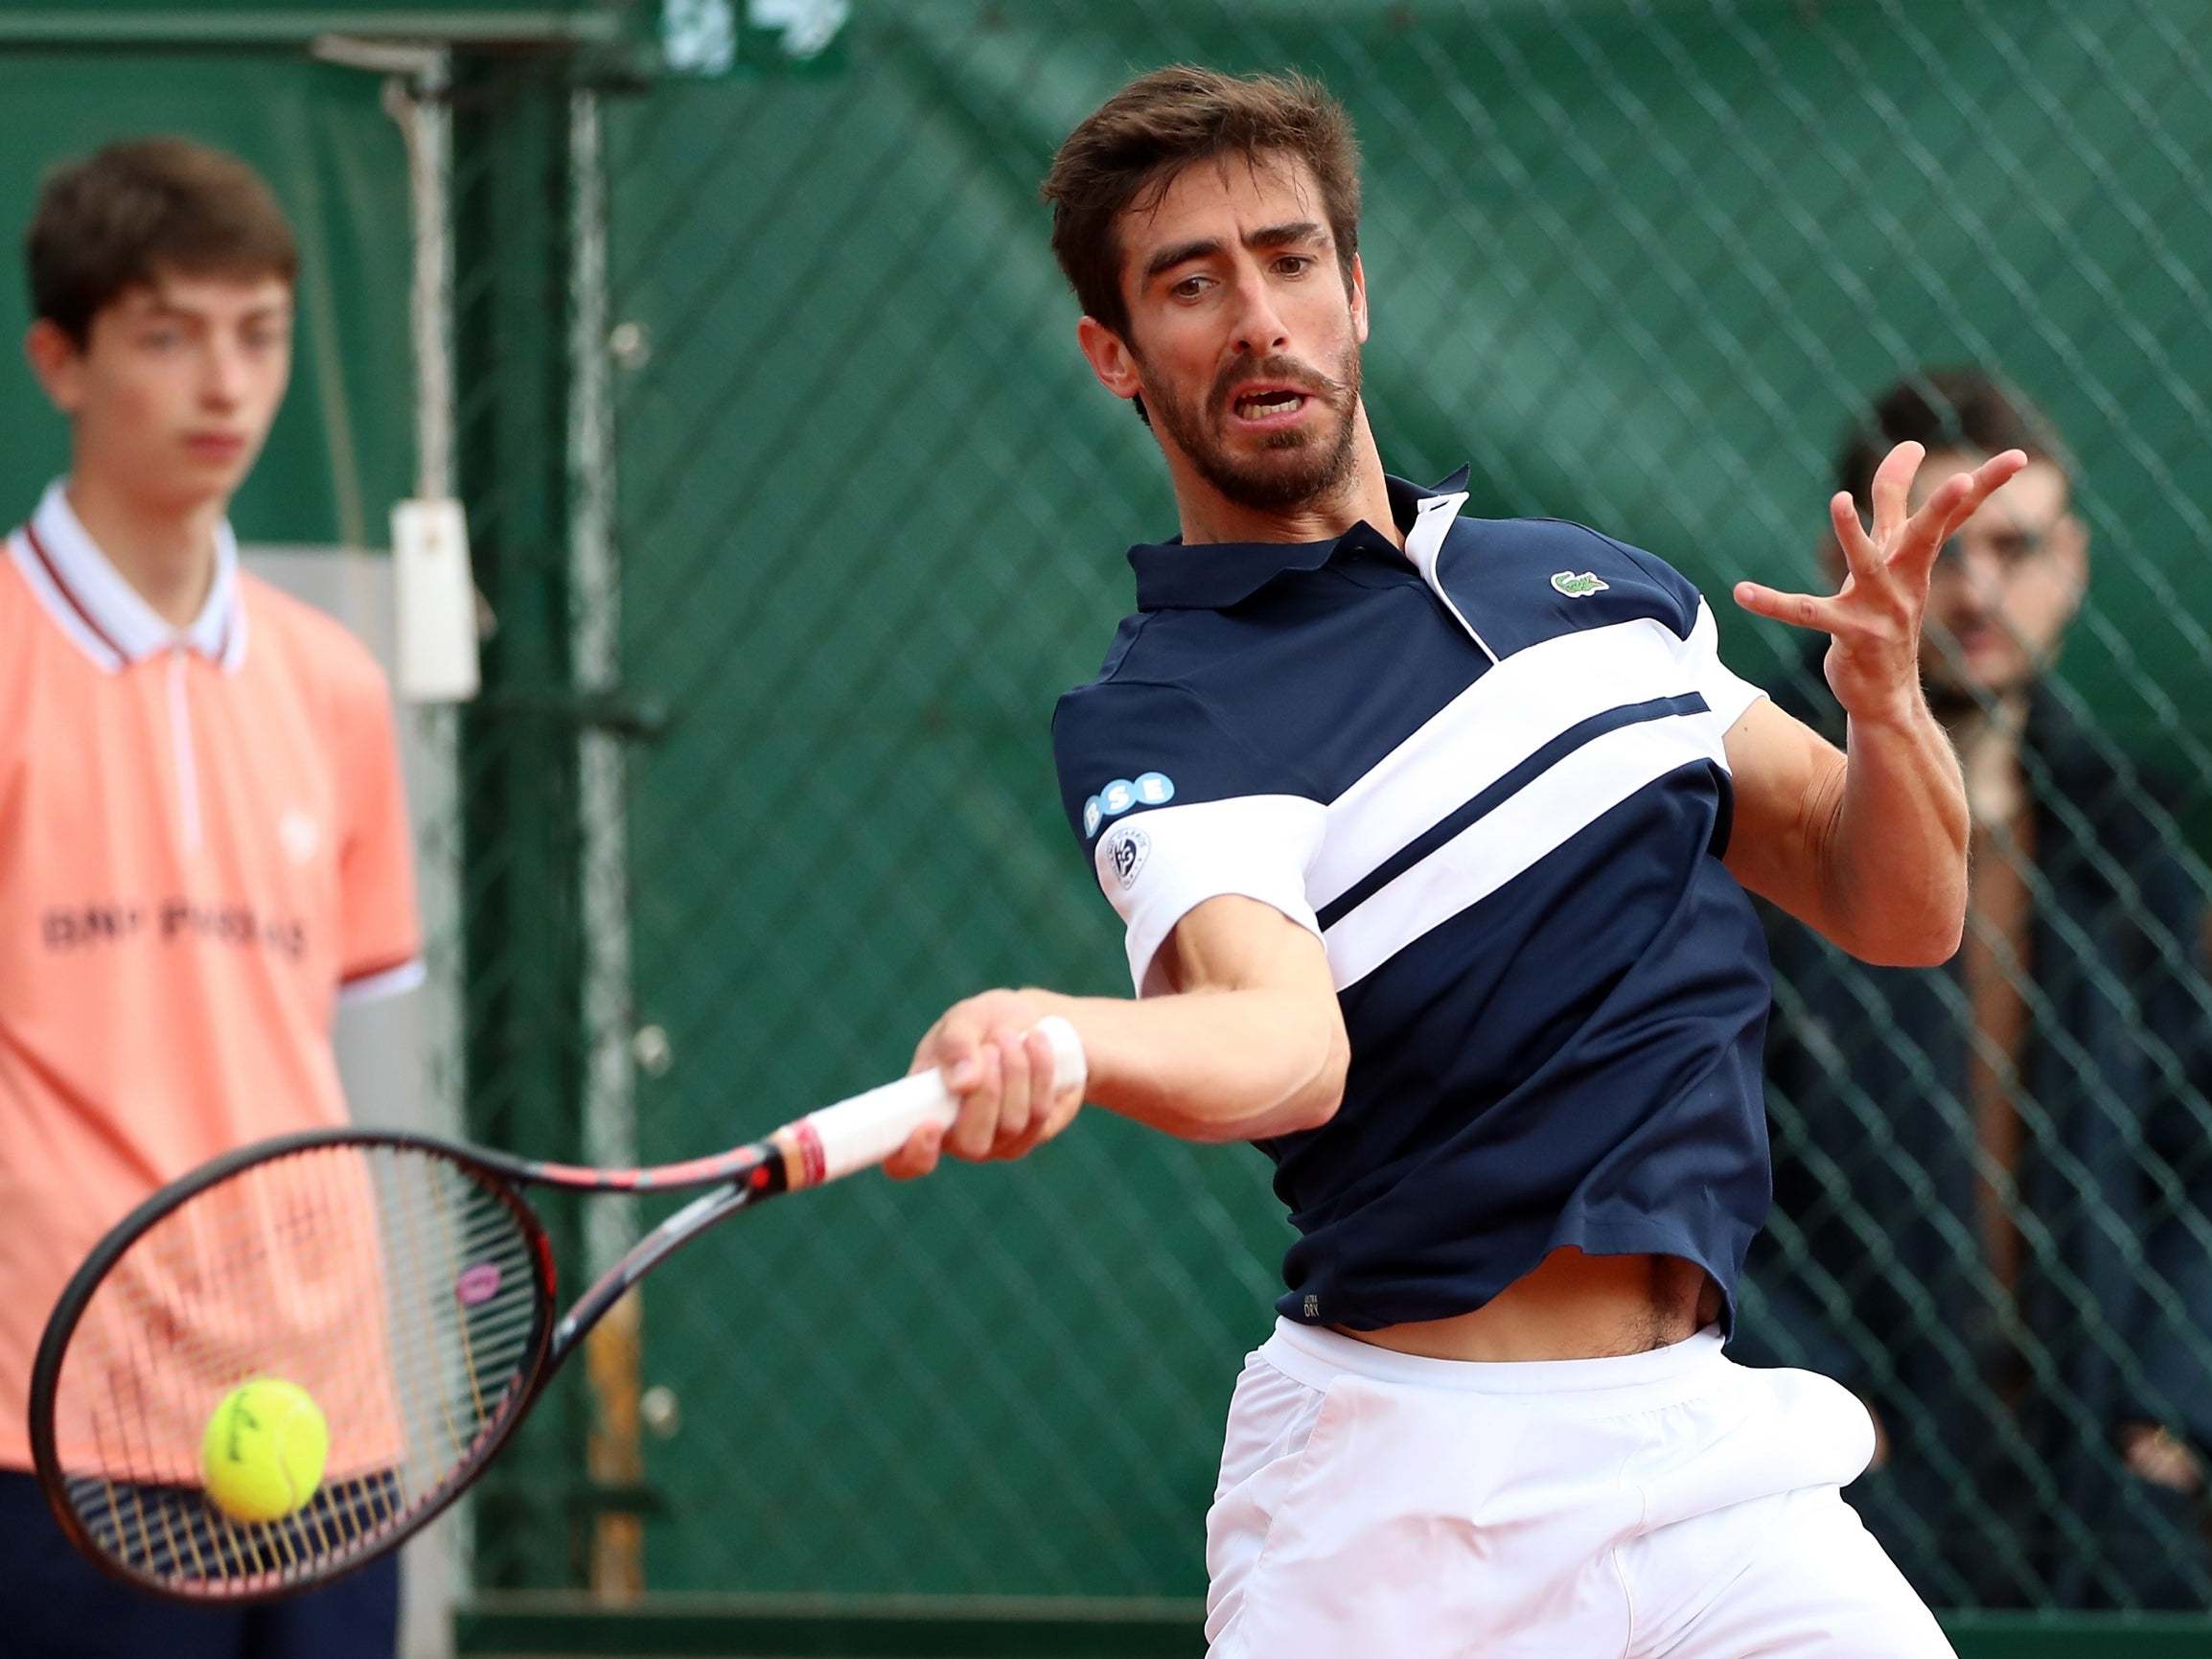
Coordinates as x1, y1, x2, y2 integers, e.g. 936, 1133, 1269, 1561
0, 481, 423, 1474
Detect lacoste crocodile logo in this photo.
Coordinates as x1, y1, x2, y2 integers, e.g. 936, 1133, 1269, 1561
1552, 570, 1610, 598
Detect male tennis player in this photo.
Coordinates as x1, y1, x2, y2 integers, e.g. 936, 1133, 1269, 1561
0, 139, 420, 1656
891, 66, 2021, 1657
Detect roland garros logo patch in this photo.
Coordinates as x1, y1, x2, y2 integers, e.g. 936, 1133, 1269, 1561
1106, 825, 1151, 889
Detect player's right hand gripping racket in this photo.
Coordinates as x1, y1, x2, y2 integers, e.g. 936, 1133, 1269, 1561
28, 1018, 1085, 1603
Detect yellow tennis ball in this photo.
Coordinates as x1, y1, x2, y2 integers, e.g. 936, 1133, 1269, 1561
200, 1379, 329, 1523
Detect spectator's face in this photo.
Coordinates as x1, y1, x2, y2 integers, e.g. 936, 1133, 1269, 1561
29, 270, 293, 515
1914, 450, 2085, 701
1084, 151, 1368, 515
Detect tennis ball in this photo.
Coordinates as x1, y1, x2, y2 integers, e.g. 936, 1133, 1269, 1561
200, 1379, 329, 1523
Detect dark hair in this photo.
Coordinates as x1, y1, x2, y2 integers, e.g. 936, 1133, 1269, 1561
26, 136, 297, 343
1041, 64, 1362, 341
1836, 368, 2066, 509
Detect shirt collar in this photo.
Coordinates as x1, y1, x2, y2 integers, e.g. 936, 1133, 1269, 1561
1128, 467, 1472, 611
22, 479, 247, 673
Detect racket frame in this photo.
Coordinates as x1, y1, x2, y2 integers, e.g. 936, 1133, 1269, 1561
26, 1124, 778, 1604
29, 1018, 1084, 1602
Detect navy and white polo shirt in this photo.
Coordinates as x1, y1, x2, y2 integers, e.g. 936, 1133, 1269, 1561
1051, 470, 1776, 1333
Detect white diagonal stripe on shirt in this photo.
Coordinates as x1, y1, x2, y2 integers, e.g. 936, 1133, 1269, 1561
1321, 711, 1726, 991
1308, 616, 1713, 910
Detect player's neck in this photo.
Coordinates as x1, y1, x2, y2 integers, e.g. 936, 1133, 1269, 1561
64, 469, 225, 630
1171, 413, 1397, 549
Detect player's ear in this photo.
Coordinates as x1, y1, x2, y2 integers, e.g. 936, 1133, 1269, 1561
2053, 509, 2090, 615
1076, 314, 1143, 406
24, 318, 85, 417
1348, 251, 1369, 345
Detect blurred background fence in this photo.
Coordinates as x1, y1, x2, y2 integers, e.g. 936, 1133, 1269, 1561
3, 1, 2211, 1653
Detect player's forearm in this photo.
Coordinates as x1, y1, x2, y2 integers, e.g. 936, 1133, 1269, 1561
1024, 986, 1348, 1142
1818, 703, 1970, 965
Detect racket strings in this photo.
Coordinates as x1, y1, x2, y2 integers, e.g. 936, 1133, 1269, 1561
45, 1141, 544, 1597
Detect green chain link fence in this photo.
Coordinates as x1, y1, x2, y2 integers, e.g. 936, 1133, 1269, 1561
582, 0, 2212, 1632
5, 1, 2212, 1651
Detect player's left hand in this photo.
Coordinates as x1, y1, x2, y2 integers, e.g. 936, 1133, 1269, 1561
1733, 441, 2027, 726
884, 989, 1084, 1180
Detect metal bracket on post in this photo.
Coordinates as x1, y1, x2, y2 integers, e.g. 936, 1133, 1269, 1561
475, 689, 671, 743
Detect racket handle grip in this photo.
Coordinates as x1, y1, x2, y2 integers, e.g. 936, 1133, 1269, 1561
783, 1015, 1088, 1187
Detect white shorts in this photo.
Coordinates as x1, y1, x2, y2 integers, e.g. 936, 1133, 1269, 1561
1205, 1319, 1954, 1659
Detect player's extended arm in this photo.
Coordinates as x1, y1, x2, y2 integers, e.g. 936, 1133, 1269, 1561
1719, 699, 1961, 965
1721, 442, 2025, 966
886, 895, 1348, 1176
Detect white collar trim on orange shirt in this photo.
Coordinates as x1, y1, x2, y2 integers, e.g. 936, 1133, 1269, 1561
12, 478, 248, 675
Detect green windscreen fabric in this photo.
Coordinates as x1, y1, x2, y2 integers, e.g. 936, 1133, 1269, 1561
0, 55, 412, 546
602, 0, 2212, 1605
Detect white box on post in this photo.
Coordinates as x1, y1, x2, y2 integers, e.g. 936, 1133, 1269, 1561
392, 497, 480, 703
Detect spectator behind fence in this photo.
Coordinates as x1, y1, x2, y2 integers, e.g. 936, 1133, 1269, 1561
1741, 368, 2212, 1609
0, 138, 421, 1656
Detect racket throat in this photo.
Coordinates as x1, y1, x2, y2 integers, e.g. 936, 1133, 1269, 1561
767, 1122, 826, 1191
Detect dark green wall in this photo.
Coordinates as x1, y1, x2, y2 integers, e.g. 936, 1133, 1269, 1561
0, 54, 412, 545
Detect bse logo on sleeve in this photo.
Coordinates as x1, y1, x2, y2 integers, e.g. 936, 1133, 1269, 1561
1105, 825, 1151, 889
1083, 771, 1174, 839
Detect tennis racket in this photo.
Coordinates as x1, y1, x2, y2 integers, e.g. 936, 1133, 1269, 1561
28, 1016, 1086, 1603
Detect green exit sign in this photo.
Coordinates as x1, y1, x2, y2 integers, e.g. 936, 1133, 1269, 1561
659, 0, 849, 75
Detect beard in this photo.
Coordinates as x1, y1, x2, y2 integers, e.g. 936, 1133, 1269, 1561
1922, 656, 2036, 722
1919, 621, 2039, 719
1141, 342, 1364, 517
